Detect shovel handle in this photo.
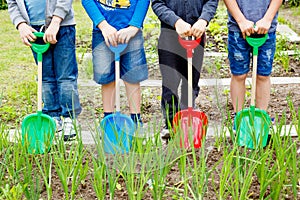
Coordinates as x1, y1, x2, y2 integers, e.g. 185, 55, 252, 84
250, 55, 258, 106
178, 36, 201, 108
178, 36, 201, 58
109, 44, 128, 112
30, 32, 50, 62
246, 34, 267, 107
30, 32, 50, 111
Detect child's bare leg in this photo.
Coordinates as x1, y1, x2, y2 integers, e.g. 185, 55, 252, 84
230, 74, 247, 112
124, 81, 141, 114
102, 81, 115, 113
256, 75, 270, 110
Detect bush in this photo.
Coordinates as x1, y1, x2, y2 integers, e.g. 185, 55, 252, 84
0, 0, 7, 10
283, 0, 300, 7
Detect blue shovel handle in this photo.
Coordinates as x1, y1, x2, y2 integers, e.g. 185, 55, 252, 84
109, 44, 128, 61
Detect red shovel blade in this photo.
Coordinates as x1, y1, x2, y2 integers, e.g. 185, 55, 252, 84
173, 108, 208, 148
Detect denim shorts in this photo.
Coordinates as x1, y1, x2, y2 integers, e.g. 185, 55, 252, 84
92, 30, 148, 84
228, 31, 276, 76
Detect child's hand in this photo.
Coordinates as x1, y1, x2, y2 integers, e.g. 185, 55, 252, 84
44, 16, 62, 44
175, 19, 191, 38
98, 20, 118, 47
255, 18, 271, 34
237, 19, 255, 39
191, 19, 207, 39
17, 22, 37, 46
117, 26, 139, 44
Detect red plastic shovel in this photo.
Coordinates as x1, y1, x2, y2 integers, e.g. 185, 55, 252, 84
173, 36, 208, 148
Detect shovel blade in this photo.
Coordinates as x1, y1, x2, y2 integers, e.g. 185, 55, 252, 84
100, 113, 135, 154
173, 109, 208, 148
235, 108, 271, 149
21, 112, 55, 154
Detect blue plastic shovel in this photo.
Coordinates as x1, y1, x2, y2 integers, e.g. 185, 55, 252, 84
100, 44, 135, 154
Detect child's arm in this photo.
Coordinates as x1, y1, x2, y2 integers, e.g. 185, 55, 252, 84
117, 0, 150, 44
16, 23, 37, 46
174, 19, 192, 38
128, 0, 150, 28
81, 0, 106, 29
81, 0, 117, 46
223, 0, 255, 38
191, 0, 218, 39
44, 16, 62, 44
151, 0, 181, 28
255, 0, 283, 34
151, 0, 191, 37
52, 0, 73, 22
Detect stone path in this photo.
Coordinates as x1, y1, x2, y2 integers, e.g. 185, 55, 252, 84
8, 123, 298, 145
277, 24, 300, 42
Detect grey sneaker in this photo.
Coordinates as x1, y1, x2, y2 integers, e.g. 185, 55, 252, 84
52, 117, 62, 132
61, 117, 78, 141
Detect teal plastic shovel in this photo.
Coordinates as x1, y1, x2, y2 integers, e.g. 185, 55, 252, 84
234, 34, 271, 149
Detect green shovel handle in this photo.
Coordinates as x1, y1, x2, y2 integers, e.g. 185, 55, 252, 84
246, 34, 267, 56
30, 32, 50, 62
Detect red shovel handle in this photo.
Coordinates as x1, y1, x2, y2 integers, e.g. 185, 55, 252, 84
178, 36, 201, 58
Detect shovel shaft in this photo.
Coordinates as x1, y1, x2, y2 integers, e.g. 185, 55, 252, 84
38, 59, 43, 111
251, 55, 258, 106
115, 60, 120, 112
188, 57, 193, 108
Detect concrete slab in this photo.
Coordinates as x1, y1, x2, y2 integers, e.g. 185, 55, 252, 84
277, 24, 300, 42
8, 124, 298, 145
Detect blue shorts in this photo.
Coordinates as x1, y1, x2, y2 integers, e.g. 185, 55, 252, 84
228, 31, 276, 76
92, 30, 148, 84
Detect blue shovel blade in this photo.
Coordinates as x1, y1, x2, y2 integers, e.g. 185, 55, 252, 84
100, 113, 135, 154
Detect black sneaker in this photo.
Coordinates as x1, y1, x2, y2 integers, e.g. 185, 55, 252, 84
161, 126, 170, 139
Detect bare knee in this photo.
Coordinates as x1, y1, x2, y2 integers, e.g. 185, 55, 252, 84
232, 74, 247, 82
257, 75, 270, 82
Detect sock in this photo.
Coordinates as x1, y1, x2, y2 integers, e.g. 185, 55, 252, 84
131, 113, 142, 124
104, 112, 113, 117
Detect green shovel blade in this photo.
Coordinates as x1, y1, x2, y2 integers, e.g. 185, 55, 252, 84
234, 107, 271, 149
21, 111, 56, 154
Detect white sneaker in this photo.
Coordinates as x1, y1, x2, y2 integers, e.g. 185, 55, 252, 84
61, 117, 78, 141
52, 117, 62, 132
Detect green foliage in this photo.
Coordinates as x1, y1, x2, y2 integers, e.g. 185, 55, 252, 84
284, 0, 300, 7
0, 0, 7, 10
207, 3, 228, 52
274, 35, 294, 73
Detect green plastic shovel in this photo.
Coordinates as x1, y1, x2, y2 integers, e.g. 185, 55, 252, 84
234, 34, 271, 149
21, 32, 56, 154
